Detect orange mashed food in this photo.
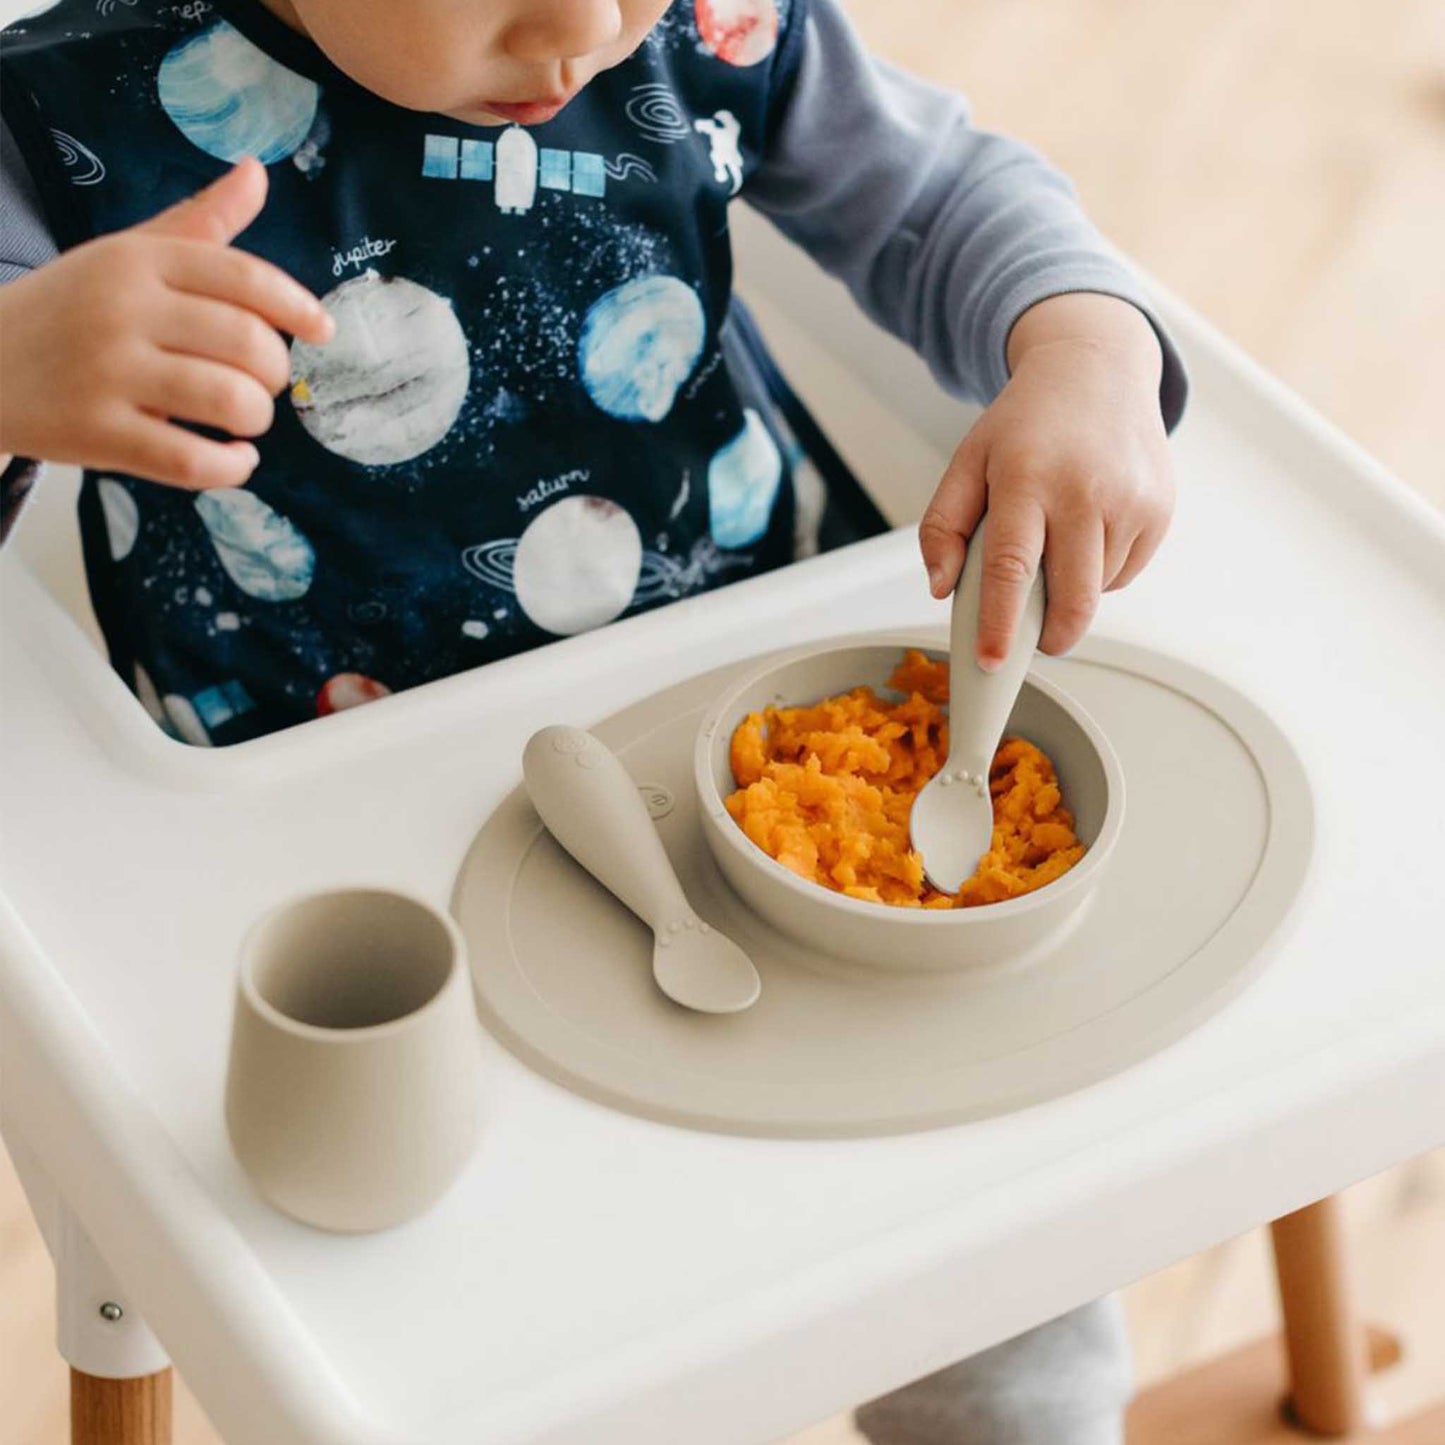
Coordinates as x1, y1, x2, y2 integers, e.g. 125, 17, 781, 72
725, 650, 1086, 908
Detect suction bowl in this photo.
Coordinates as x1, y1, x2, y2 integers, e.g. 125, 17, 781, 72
694, 634, 1125, 973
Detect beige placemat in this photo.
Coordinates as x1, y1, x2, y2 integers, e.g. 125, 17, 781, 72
453, 638, 1313, 1137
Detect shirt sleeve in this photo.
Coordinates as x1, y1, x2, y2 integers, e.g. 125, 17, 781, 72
0, 115, 59, 282
0, 117, 59, 542
744, 0, 1187, 428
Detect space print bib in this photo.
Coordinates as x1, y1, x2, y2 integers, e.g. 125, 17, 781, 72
2, 0, 813, 744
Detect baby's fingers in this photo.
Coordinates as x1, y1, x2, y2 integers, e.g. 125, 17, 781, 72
1108, 536, 1154, 594
161, 242, 332, 346
139, 157, 268, 247
1040, 517, 1104, 655
140, 355, 275, 438
108, 413, 259, 491
157, 294, 291, 395
1106, 518, 1168, 592
976, 495, 1045, 672
919, 434, 986, 597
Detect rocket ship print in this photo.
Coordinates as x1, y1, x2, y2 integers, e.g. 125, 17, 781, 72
496, 126, 539, 215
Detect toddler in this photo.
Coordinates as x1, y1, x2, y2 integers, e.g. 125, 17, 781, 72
0, 0, 1180, 1436
0, 0, 1182, 740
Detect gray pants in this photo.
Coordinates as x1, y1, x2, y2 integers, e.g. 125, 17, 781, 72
855, 1299, 1132, 1445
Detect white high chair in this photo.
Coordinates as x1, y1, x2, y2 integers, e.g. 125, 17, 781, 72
2, 206, 1443, 1445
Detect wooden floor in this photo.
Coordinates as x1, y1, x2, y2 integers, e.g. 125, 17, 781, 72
3, 0, 1442, 1440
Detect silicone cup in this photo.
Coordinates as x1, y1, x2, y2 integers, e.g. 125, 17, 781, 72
225, 888, 484, 1233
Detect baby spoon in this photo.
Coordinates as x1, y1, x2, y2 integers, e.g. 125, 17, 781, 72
522, 725, 762, 1015
910, 517, 1047, 894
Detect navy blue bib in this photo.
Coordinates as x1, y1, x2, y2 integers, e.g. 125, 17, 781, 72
2, 0, 877, 744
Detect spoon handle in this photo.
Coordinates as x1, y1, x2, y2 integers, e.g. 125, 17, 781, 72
948, 516, 1047, 779
522, 726, 690, 934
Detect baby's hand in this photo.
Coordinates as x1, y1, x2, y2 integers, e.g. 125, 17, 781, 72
918, 293, 1174, 669
0, 158, 332, 489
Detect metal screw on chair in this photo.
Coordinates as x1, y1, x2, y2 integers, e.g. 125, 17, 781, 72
98, 1302, 123, 1322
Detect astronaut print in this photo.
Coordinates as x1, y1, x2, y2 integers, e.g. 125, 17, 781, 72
694, 110, 744, 193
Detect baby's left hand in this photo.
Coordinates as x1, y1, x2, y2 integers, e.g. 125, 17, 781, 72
918, 293, 1174, 670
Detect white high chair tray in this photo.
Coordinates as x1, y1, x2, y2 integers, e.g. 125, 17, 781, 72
454, 638, 1314, 1137
3, 232, 1444, 1445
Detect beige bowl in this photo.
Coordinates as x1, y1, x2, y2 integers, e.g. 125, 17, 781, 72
694, 635, 1124, 972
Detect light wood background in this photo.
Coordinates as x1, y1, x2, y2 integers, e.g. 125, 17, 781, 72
3, 0, 1442, 1440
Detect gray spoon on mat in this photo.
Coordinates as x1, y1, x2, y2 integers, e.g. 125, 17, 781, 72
910, 517, 1047, 894
522, 725, 762, 1014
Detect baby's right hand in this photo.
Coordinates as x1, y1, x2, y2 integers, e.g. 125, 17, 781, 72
0, 158, 332, 489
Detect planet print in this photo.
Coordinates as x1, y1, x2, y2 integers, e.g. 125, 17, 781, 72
317, 673, 392, 716
290, 272, 471, 465
462, 528, 750, 615
157, 20, 319, 164
194, 489, 315, 603
708, 408, 783, 547
695, 0, 779, 67
512, 495, 643, 635
97, 478, 139, 560
578, 275, 705, 423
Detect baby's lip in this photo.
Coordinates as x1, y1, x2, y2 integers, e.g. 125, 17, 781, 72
480, 95, 573, 126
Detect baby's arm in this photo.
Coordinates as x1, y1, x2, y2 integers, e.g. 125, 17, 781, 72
0, 155, 332, 508
746, 0, 1185, 664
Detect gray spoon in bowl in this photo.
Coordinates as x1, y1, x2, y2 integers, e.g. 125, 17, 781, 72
910, 517, 1047, 894
522, 725, 762, 1014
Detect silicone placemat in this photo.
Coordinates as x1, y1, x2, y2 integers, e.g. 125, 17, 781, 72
452, 637, 1314, 1137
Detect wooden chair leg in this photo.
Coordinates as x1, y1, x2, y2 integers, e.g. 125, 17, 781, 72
71, 1366, 173, 1445
1270, 1195, 1371, 1436
1131, 1187, 1445, 1444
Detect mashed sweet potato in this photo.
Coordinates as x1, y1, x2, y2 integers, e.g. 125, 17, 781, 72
725, 650, 1085, 908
